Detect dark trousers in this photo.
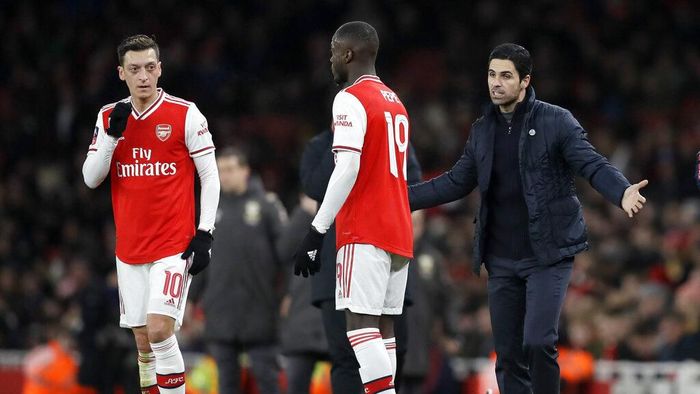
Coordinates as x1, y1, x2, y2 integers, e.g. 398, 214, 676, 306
485, 255, 573, 394
284, 353, 326, 394
320, 300, 363, 394
208, 341, 280, 394
320, 300, 407, 394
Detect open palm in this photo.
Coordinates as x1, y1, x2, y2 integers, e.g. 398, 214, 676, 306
621, 179, 648, 218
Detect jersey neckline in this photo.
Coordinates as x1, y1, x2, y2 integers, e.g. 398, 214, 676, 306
130, 88, 165, 120
352, 75, 381, 86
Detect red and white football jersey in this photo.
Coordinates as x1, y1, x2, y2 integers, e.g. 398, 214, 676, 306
87, 89, 215, 263
332, 75, 413, 258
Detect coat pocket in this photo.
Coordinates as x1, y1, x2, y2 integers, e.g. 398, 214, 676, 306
547, 196, 586, 246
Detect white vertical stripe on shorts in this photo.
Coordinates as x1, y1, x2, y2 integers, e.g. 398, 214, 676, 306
335, 243, 409, 316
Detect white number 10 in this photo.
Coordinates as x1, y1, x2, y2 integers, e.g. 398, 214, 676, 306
385, 111, 409, 180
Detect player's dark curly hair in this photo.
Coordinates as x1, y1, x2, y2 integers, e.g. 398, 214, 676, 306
117, 34, 160, 66
488, 43, 532, 80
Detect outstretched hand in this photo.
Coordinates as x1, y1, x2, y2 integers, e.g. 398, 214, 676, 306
621, 179, 648, 218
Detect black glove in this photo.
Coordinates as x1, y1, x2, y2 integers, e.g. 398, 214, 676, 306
696, 151, 700, 190
294, 226, 324, 277
106, 101, 132, 138
181, 230, 213, 275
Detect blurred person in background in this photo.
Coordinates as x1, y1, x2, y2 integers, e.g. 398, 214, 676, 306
656, 309, 700, 361
189, 146, 286, 394
400, 209, 456, 394
277, 193, 329, 394
23, 324, 82, 394
81, 34, 220, 394
409, 43, 648, 394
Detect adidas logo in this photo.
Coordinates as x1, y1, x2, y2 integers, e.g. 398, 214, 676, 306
307, 250, 317, 261
165, 298, 175, 306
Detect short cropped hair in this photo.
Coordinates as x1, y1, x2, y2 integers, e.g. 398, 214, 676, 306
488, 43, 532, 80
117, 34, 160, 66
335, 21, 379, 50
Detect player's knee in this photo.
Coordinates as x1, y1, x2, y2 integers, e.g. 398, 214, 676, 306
147, 316, 175, 343
346, 312, 379, 331
132, 327, 151, 352
378, 315, 394, 338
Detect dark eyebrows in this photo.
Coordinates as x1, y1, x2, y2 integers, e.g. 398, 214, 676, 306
126, 61, 158, 70
488, 69, 514, 76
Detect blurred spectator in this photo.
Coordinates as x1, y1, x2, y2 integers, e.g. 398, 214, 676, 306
189, 147, 287, 394
657, 309, 700, 361
277, 194, 329, 394
401, 210, 457, 394
22, 325, 85, 394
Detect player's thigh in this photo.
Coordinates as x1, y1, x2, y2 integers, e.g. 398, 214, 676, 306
335, 243, 391, 316
382, 254, 409, 315
147, 252, 192, 330
116, 257, 150, 328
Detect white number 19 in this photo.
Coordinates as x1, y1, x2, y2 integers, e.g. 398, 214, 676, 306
385, 111, 409, 180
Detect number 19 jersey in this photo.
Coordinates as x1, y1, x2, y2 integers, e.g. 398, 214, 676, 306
332, 75, 413, 259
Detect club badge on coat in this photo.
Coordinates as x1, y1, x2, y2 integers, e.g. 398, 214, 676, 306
244, 200, 262, 226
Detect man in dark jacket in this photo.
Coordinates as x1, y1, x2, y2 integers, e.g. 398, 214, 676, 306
189, 146, 286, 394
277, 193, 329, 394
409, 43, 648, 394
300, 129, 421, 393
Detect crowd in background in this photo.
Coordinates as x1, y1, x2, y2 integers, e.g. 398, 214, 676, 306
1, 0, 700, 389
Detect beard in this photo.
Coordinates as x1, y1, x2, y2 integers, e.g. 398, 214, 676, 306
491, 94, 518, 108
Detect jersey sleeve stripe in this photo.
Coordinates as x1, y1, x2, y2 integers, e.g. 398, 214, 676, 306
332, 145, 362, 153
190, 146, 215, 155
88, 148, 97, 152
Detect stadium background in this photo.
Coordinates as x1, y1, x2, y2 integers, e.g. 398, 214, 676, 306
0, 0, 699, 393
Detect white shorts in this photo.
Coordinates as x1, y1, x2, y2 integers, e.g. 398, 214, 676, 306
335, 243, 410, 316
116, 252, 192, 330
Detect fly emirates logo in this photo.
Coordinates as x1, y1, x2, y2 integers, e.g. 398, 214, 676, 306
116, 148, 177, 178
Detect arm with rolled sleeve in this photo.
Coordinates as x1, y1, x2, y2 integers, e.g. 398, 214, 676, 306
557, 110, 630, 207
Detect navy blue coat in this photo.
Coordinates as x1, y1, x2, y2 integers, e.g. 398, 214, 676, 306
410, 87, 631, 274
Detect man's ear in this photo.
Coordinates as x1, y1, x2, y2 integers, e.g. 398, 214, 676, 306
118, 66, 125, 81
344, 49, 353, 64
521, 74, 531, 88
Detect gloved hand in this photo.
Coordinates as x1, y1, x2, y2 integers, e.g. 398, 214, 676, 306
294, 226, 324, 277
106, 101, 132, 138
181, 230, 213, 275
696, 151, 700, 190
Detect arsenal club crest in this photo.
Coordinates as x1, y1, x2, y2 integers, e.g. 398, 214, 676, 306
155, 124, 172, 141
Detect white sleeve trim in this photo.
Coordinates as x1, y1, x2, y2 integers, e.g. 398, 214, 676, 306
82, 111, 119, 189
194, 152, 220, 231
311, 150, 360, 233
331, 91, 367, 153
